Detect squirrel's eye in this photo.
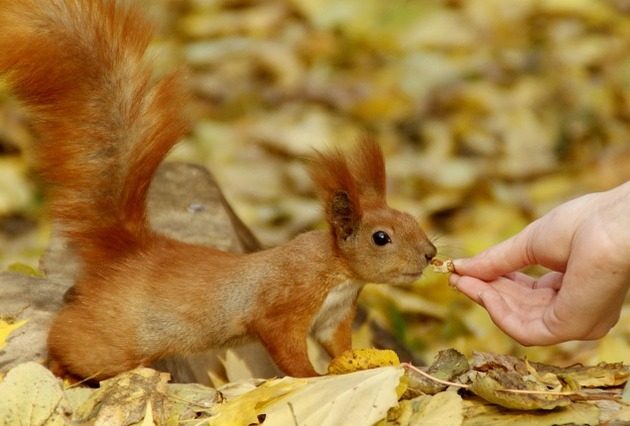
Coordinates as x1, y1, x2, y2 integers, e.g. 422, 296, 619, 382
372, 231, 391, 246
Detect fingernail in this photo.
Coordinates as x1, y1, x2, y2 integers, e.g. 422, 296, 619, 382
452, 258, 466, 271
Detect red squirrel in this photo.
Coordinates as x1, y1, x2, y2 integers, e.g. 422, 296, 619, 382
0, 0, 436, 380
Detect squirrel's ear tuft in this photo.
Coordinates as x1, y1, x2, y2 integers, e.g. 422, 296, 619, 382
309, 149, 362, 240
350, 136, 386, 204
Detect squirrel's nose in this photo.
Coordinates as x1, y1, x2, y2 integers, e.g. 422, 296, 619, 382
424, 242, 437, 262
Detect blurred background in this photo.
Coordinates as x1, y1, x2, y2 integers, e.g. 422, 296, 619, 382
0, 0, 629, 367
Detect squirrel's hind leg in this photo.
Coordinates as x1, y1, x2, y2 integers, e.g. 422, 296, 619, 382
47, 305, 144, 381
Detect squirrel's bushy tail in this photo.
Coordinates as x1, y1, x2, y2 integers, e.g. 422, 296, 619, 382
0, 0, 189, 260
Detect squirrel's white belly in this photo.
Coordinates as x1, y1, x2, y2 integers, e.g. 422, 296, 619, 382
311, 280, 362, 342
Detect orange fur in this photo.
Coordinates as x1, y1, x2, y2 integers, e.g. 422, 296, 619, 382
0, 0, 437, 380
0, 0, 189, 261
350, 137, 387, 204
309, 148, 363, 241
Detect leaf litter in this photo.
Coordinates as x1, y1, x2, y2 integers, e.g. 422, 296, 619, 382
1, 0, 630, 367
1, 349, 629, 425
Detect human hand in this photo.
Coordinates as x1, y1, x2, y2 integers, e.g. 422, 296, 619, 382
449, 181, 630, 345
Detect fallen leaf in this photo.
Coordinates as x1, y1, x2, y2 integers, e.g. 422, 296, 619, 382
6, 262, 43, 277
469, 352, 629, 390
328, 348, 400, 374
463, 397, 599, 426
468, 371, 571, 410
208, 376, 307, 425
166, 382, 222, 423
385, 390, 463, 426
0, 318, 27, 350
535, 362, 630, 388
406, 348, 469, 395
263, 366, 404, 426
0, 362, 68, 426
73, 367, 170, 425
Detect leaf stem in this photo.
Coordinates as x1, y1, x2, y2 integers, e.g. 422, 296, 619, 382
494, 388, 575, 396
402, 363, 469, 389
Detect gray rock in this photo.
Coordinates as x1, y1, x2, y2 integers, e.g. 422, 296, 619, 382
0, 273, 65, 371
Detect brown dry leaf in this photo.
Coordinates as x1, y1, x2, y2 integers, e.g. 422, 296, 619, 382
533, 362, 630, 388
467, 352, 578, 410
468, 370, 572, 410
463, 397, 599, 426
471, 352, 529, 374
73, 368, 170, 425
523, 359, 565, 393
406, 348, 469, 395
472, 352, 630, 389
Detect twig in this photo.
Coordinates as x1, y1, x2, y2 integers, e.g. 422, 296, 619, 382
494, 388, 575, 396
402, 363, 469, 389
64, 370, 104, 389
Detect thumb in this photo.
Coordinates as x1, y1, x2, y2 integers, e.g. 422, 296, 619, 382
453, 222, 539, 281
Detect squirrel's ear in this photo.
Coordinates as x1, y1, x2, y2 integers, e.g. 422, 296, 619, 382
309, 149, 363, 241
330, 190, 360, 240
350, 137, 386, 204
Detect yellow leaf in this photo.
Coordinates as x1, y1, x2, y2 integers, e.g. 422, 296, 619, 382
209, 377, 307, 426
388, 390, 463, 426
7, 262, 44, 278
0, 319, 27, 350
328, 348, 400, 374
